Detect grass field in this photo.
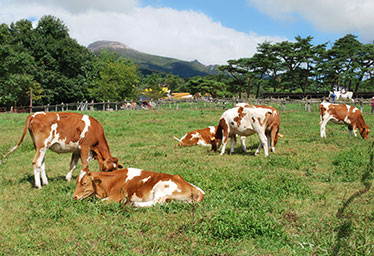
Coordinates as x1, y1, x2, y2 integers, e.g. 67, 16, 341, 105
1, 103, 374, 255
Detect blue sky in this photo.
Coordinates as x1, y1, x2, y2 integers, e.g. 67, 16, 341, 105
1, 0, 373, 64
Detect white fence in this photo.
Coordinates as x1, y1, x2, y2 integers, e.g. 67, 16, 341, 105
3, 98, 374, 114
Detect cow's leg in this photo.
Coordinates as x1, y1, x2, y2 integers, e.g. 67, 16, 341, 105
32, 148, 47, 189
230, 136, 236, 154
240, 136, 247, 153
320, 118, 329, 138
132, 200, 158, 208
258, 133, 269, 157
255, 141, 262, 155
79, 147, 91, 170
351, 125, 357, 137
220, 134, 229, 155
270, 130, 277, 152
65, 153, 80, 181
40, 161, 48, 185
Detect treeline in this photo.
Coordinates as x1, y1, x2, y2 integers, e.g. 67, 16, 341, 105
1, 15, 374, 107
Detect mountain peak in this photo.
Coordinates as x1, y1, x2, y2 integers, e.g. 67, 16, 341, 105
87, 40, 218, 77
88, 40, 132, 52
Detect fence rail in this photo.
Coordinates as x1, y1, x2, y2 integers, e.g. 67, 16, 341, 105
2, 97, 374, 114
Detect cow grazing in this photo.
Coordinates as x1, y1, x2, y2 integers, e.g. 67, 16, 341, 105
214, 106, 273, 157
320, 102, 370, 139
73, 168, 205, 207
2, 112, 122, 188
235, 103, 283, 154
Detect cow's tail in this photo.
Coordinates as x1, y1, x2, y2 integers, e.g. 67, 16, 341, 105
2, 114, 32, 163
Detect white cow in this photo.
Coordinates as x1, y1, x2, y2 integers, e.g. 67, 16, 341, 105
213, 106, 272, 157
329, 90, 354, 102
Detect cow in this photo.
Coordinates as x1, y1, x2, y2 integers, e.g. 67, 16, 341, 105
73, 168, 205, 207
213, 105, 273, 157
174, 125, 247, 152
329, 90, 354, 102
2, 112, 122, 188
320, 102, 370, 139
235, 103, 283, 154
174, 126, 217, 149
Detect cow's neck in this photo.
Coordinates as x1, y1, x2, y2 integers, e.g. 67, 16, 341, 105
93, 170, 126, 199
95, 141, 113, 160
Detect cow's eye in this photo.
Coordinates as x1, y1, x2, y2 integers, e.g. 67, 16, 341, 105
82, 181, 88, 186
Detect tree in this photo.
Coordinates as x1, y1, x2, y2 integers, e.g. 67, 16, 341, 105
89, 50, 139, 102
218, 60, 247, 98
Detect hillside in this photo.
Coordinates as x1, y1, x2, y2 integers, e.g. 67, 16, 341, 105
87, 41, 218, 78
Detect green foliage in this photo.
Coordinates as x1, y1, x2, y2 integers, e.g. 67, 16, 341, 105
89, 50, 139, 101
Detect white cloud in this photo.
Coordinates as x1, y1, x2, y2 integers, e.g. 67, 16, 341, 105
248, 0, 374, 42
0, 1, 285, 65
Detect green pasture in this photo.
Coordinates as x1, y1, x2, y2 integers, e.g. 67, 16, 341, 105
0, 105, 374, 255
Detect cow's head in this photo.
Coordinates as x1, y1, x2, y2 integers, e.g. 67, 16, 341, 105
360, 126, 370, 139
95, 154, 122, 172
102, 157, 123, 171
73, 169, 99, 200
174, 133, 201, 147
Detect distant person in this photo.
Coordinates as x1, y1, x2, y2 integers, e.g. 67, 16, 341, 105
331, 91, 336, 102
371, 97, 374, 114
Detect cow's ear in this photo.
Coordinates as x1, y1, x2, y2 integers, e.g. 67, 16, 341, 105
91, 177, 102, 185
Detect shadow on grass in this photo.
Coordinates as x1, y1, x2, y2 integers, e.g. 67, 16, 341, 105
18, 174, 68, 186
332, 142, 374, 256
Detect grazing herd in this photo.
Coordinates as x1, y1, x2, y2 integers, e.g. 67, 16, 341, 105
2, 100, 370, 208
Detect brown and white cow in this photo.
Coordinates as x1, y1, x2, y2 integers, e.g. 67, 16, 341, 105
320, 102, 370, 139
73, 168, 205, 207
213, 106, 273, 157
235, 103, 283, 154
174, 125, 247, 152
174, 126, 217, 148
2, 112, 122, 188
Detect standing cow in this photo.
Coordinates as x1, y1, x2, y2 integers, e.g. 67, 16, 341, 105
73, 168, 205, 207
235, 103, 283, 154
320, 102, 370, 139
213, 106, 273, 157
3, 112, 122, 188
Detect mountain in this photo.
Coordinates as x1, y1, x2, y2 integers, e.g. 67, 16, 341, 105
87, 41, 218, 78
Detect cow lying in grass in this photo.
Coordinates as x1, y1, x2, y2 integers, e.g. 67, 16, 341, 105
73, 168, 205, 207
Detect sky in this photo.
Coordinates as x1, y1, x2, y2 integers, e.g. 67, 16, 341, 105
1, 0, 373, 65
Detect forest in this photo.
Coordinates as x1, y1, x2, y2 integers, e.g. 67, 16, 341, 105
1, 15, 374, 107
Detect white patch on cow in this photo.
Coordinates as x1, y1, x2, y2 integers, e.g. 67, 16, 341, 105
190, 183, 205, 195
209, 126, 216, 134
32, 111, 46, 118
142, 176, 151, 183
80, 115, 91, 140
57, 114, 60, 121
126, 168, 142, 182
191, 132, 200, 139
78, 170, 87, 182
197, 139, 210, 146
44, 123, 59, 148
153, 179, 181, 199
131, 193, 143, 202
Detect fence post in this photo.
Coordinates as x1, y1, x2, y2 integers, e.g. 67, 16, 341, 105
61, 103, 64, 112
360, 100, 363, 112
176, 101, 179, 110
55, 104, 58, 111
169, 101, 171, 110
282, 100, 285, 111
308, 100, 311, 112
